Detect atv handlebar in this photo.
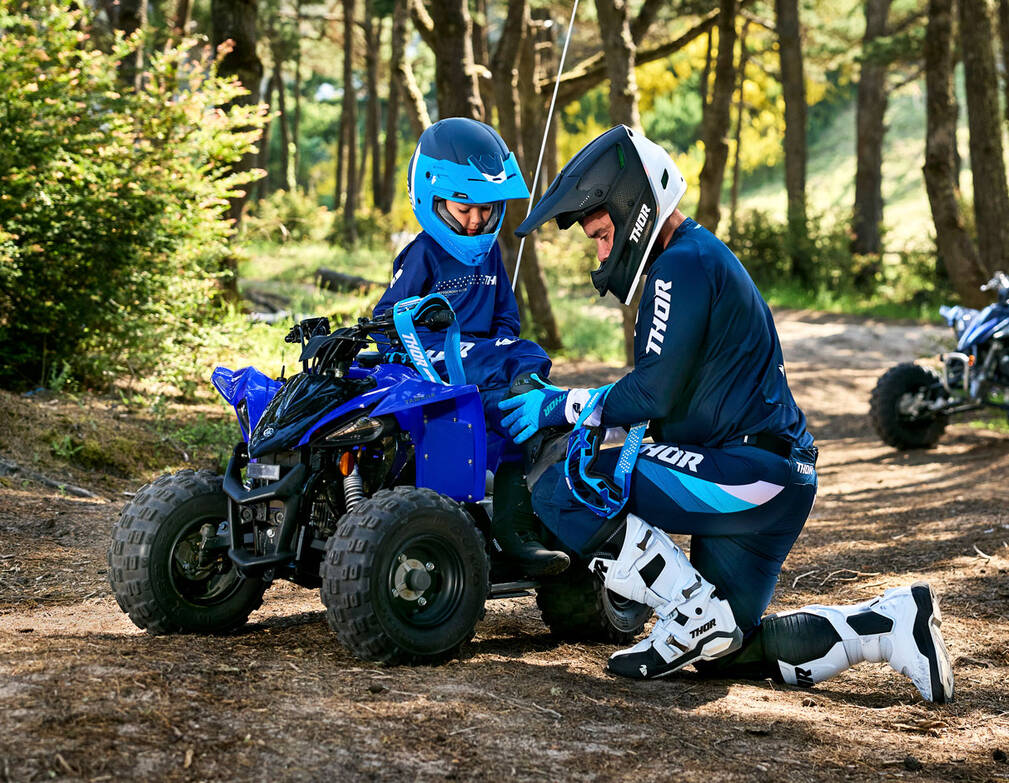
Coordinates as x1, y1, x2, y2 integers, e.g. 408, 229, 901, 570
980, 271, 1009, 298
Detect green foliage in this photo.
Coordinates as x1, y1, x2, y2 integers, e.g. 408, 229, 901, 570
733, 209, 952, 317
244, 189, 332, 243
0, 3, 266, 390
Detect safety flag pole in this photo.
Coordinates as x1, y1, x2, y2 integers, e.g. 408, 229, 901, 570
511, 0, 580, 291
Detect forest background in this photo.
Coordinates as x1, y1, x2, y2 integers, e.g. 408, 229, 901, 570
2, 0, 1007, 409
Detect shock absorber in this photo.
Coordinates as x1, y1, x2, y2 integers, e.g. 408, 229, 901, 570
343, 465, 365, 512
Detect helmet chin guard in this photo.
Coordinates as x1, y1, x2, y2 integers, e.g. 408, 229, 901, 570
516, 126, 687, 305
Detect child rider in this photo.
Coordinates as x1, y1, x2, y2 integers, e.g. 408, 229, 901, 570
373, 117, 568, 576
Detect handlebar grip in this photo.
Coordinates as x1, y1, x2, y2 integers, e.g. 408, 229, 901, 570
418, 308, 456, 331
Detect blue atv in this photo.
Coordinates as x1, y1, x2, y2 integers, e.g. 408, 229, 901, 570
108, 296, 649, 663
870, 272, 1009, 449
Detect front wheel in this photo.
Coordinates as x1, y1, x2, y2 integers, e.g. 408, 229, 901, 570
320, 487, 490, 665
108, 470, 267, 634
537, 566, 651, 644
869, 362, 949, 449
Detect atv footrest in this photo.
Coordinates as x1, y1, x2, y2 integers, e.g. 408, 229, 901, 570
489, 580, 539, 599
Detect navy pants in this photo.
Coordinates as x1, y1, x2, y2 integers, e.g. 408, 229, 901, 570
429, 335, 551, 469
532, 441, 818, 633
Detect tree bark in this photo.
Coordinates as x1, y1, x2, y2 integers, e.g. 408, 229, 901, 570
212, 0, 263, 229
166, 0, 191, 48
381, 0, 407, 213
342, 0, 358, 243
696, 0, 737, 233
729, 21, 750, 244
396, 0, 431, 136
491, 0, 528, 287
594, 0, 642, 363
851, 0, 892, 255
361, 0, 381, 207
104, 0, 147, 89
774, 0, 810, 283
998, 0, 1009, 129
960, 0, 1009, 277
471, 0, 495, 120
924, 0, 988, 305
292, 1, 304, 190
275, 66, 293, 191
256, 71, 276, 202
416, 0, 484, 119
594, 0, 642, 131
516, 13, 561, 351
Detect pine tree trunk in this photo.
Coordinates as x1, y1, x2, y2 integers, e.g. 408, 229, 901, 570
427, 0, 484, 119
342, 0, 358, 244
472, 0, 495, 120
960, 0, 1009, 277
398, 0, 431, 136
516, 14, 561, 351
594, 0, 642, 131
491, 0, 528, 286
292, 6, 303, 191
381, 0, 407, 213
999, 0, 1009, 128
774, 0, 810, 284
360, 0, 380, 207
105, 0, 147, 89
696, 0, 737, 233
594, 0, 643, 364
256, 71, 276, 203
334, 106, 345, 212
275, 65, 293, 191
851, 0, 892, 256
729, 22, 749, 244
166, 0, 191, 48
924, 0, 987, 306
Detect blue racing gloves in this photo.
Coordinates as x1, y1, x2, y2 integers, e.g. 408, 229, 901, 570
498, 374, 595, 444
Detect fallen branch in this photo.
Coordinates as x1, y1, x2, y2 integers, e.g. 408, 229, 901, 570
818, 569, 880, 587
791, 569, 818, 588
484, 690, 562, 719
0, 456, 96, 498
316, 268, 381, 293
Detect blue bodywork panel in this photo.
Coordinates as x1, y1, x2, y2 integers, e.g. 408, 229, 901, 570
213, 362, 488, 502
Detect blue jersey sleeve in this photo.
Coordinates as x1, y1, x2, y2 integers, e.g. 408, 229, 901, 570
373, 238, 434, 320
601, 245, 712, 427
489, 250, 520, 337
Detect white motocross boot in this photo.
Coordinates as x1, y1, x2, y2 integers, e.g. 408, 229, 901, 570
763, 582, 953, 703
589, 514, 742, 679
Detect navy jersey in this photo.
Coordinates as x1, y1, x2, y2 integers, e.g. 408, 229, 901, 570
374, 231, 520, 339
601, 218, 811, 448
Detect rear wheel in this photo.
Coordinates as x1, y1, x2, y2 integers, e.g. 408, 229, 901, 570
537, 566, 651, 644
320, 487, 489, 664
108, 470, 267, 634
869, 362, 948, 449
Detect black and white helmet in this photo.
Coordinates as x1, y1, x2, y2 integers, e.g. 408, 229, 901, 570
515, 125, 686, 305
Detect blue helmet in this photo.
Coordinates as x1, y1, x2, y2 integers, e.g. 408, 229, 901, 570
408, 118, 530, 266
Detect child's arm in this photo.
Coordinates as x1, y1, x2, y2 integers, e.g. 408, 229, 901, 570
373, 239, 433, 319
372, 239, 434, 352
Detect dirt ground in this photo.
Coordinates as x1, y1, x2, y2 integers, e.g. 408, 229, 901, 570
1, 310, 1008, 783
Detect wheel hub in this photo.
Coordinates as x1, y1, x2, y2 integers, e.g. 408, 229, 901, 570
392, 556, 436, 601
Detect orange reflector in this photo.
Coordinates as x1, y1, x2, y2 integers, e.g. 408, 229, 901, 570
969, 355, 976, 366
339, 451, 356, 476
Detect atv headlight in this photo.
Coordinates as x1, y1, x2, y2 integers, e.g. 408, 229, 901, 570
325, 416, 385, 443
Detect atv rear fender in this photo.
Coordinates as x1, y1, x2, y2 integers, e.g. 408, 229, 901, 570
371, 378, 487, 502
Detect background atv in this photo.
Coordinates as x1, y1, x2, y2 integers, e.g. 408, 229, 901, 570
870, 272, 1009, 449
108, 297, 649, 664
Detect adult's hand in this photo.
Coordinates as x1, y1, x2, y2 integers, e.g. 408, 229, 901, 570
498, 374, 571, 444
